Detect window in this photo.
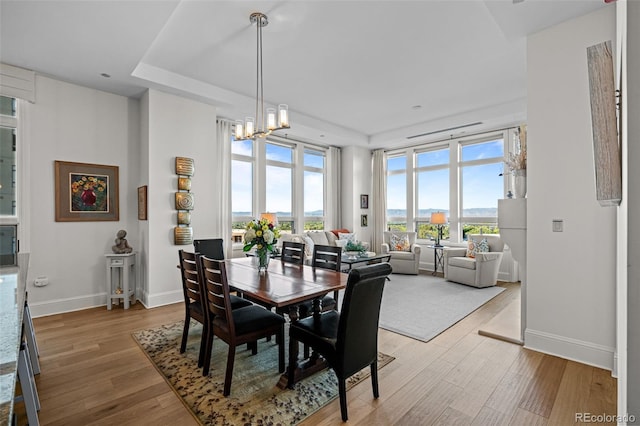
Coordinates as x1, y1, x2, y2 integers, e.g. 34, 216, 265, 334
386, 129, 514, 243
230, 137, 327, 239
386, 155, 407, 231
0, 95, 18, 265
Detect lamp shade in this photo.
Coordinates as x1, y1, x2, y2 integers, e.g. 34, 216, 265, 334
430, 212, 447, 225
260, 212, 278, 226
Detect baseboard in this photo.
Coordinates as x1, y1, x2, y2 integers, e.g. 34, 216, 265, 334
30, 293, 106, 318
524, 328, 614, 371
143, 289, 183, 309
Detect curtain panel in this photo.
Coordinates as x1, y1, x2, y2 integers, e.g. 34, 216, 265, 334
371, 149, 387, 253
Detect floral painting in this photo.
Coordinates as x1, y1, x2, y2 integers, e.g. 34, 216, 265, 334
55, 161, 119, 221
70, 173, 109, 212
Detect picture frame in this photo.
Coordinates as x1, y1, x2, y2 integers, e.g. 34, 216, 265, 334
54, 161, 119, 222
137, 185, 148, 220
360, 194, 369, 209
361, 214, 368, 227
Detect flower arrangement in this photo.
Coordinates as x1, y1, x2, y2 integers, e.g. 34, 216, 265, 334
242, 218, 280, 253
505, 124, 527, 174
345, 240, 366, 254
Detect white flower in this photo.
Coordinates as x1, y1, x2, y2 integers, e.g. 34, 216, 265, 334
263, 229, 275, 244
244, 228, 256, 243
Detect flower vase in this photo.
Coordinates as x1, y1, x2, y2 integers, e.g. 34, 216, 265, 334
514, 170, 527, 198
256, 248, 271, 273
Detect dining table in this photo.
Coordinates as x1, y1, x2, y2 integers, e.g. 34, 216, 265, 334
224, 256, 348, 388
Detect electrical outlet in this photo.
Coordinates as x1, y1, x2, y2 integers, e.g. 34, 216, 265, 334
34, 276, 49, 287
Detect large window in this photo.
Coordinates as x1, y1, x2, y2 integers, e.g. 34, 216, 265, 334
0, 95, 18, 265
231, 137, 327, 239
386, 129, 515, 244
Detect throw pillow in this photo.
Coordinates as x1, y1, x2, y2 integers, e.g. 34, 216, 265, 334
303, 236, 315, 259
330, 228, 350, 237
306, 231, 329, 246
338, 232, 356, 242
466, 237, 489, 258
390, 233, 411, 252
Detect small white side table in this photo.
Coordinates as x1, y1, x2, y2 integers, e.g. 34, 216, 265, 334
105, 252, 137, 310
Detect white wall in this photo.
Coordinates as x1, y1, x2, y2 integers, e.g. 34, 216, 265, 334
341, 146, 372, 245
526, 6, 617, 369
626, 0, 640, 418
142, 89, 218, 308
27, 76, 140, 316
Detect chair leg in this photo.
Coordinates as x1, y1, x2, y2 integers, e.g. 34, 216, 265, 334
338, 378, 348, 421
287, 335, 297, 388
180, 315, 190, 353
303, 343, 310, 359
277, 328, 285, 373
370, 361, 379, 398
197, 323, 208, 368
202, 328, 214, 376
223, 345, 236, 396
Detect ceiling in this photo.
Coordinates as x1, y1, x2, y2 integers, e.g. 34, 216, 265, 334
0, 0, 609, 149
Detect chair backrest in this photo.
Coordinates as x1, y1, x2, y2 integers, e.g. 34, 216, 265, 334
194, 238, 225, 260
178, 250, 204, 308
383, 231, 417, 247
312, 244, 342, 271
281, 241, 305, 265
467, 234, 504, 252
198, 256, 236, 335
336, 263, 392, 378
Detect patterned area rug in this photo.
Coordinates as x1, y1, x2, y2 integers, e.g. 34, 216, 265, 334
132, 321, 394, 425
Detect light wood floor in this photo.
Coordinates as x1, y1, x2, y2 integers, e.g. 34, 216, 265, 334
17, 280, 616, 425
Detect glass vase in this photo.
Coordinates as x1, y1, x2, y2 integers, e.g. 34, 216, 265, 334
256, 248, 271, 273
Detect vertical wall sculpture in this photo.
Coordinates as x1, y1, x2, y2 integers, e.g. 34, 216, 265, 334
174, 157, 194, 245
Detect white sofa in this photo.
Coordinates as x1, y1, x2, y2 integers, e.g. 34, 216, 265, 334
443, 234, 504, 288
277, 229, 352, 264
381, 231, 421, 275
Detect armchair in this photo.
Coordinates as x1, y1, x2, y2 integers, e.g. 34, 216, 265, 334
381, 231, 421, 275
443, 234, 504, 288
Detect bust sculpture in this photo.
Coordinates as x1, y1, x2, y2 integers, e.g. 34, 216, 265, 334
112, 229, 133, 254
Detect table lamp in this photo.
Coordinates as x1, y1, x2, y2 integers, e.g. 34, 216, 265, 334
260, 212, 278, 226
430, 212, 447, 247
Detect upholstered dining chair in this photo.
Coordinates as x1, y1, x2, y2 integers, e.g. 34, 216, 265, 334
287, 263, 392, 421
193, 238, 225, 260
199, 256, 285, 395
178, 250, 251, 368
300, 244, 343, 315
281, 241, 305, 265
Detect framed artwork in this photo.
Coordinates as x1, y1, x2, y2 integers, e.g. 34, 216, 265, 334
137, 185, 147, 220
360, 194, 369, 209
54, 161, 119, 222
361, 214, 368, 227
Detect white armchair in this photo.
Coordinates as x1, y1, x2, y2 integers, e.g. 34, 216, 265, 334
444, 234, 504, 288
381, 231, 421, 275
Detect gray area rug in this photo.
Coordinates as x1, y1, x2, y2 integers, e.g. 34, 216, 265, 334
378, 274, 505, 342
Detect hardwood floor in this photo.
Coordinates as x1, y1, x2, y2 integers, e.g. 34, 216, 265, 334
16, 280, 616, 425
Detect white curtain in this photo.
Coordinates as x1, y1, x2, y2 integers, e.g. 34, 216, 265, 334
326, 146, 342, 229
215, 120, 233, 257
371, 149, 387, 253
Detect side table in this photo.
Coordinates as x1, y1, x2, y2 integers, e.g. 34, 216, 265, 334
427, 245, 445, 276
105, 252, 137, 310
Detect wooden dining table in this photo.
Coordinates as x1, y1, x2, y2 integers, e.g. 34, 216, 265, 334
224, 256, 348, 388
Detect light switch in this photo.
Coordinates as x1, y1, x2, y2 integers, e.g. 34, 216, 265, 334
552, 219, 563, 232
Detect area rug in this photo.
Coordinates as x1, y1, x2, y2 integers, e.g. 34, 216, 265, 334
132, 321, 394, 425
379, 274, 505, 342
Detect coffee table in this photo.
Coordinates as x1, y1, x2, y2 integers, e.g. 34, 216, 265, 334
341, 252, 391, 271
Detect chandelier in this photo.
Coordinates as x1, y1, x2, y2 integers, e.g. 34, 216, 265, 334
235, 12, 290, 141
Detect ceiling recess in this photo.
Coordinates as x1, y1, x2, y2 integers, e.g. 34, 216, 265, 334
406, 122, 483, 139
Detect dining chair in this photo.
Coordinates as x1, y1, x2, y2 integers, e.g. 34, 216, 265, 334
199, 256, 285, 395
178, 250, 251, 367
193, 238, 225, 260
287, 263, 392, 421
281, 241, 305, 265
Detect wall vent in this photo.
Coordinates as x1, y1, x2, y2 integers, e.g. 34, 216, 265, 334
406, 121, 483, 139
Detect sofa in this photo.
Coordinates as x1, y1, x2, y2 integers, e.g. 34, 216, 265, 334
277, 228, 353, 264
443, 234, 504, 288
380, 231, 421, 275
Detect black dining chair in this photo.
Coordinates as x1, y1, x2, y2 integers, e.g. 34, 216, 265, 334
199, 255, 285, 395
193, 238, 225, 260
287, 262, 392, 421
281, 240, 306, 265
178, 250, 251, 367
